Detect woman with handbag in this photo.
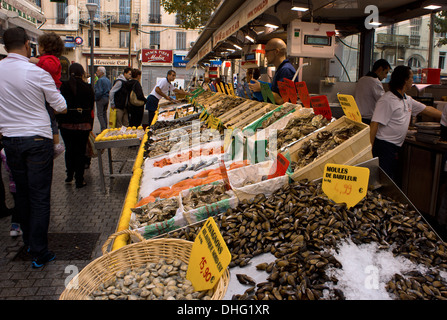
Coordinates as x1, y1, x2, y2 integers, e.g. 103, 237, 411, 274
127, 69, 147, 127
57, 63, 94, 188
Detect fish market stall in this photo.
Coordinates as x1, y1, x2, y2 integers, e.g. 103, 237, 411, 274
156, 158, 447, 300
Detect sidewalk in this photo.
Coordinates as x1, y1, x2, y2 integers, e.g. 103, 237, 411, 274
0, 124, 137, 300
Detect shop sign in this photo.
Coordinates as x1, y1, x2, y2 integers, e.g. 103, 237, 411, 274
90, 59, 129, 66
142, 49, 173, 64
173, 54, 187, 68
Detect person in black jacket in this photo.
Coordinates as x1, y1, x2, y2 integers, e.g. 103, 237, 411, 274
57, 63, 95, 188
127, 68, 147, 127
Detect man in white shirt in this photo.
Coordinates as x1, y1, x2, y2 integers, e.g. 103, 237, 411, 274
145, 70, 191, 126
0, 27, 67, 268
354, 59, 391, 125
370, 65, 441, 181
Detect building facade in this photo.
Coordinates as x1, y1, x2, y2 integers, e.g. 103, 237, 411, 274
0, 0, 45, 59
38, 0, 201, 94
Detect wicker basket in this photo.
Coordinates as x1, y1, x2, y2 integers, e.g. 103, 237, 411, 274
59, 229, 230, 300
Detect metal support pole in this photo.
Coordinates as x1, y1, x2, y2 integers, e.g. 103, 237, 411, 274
90, 19, 95, 89
128, 0, 132, 67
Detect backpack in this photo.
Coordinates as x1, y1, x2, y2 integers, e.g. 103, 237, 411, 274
113, 79, 129, 109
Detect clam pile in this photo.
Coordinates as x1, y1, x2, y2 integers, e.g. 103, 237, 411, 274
276, 114, 329, 150
290, 124, 361, 171
159, 180, 447, 300
88, 259, 214, 300
130, 198, 179, 228
182, 182, 232, 212
150, 114, 200, 134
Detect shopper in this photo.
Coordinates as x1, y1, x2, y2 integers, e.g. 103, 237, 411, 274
370, 65, 442, 181
57, 63, 95, 189
94, 66, 112, 133
0, 147, 21, 237
354, 59, 391, 125
145, 70, 192, 126
0, 27, 67, 268
127, 68, 147, 127
29, 31, 66, 158
0, 139, 13, 219
109, 67, 132, 127
249, 38, 297, 105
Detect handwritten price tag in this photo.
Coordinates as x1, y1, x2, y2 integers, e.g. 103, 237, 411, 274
296, 81, 311, 108
337, 94, 362, 123
267, 153, 290, 179
186, 217, 231, 291
283, 78, 298, 104
260, 83, 276, 104
310, 95, 332, 121
278, 81, 290, 103
322, 163, 369, 208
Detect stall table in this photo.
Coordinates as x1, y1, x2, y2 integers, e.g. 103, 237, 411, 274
94, 138, 142, 192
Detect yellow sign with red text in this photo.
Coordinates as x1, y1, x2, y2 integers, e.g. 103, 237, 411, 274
322, 163, 370, 208
337, 94, 362, 123
186, 217, 231, 291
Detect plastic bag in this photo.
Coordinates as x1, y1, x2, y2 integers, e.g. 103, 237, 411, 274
109, 108, 116, 128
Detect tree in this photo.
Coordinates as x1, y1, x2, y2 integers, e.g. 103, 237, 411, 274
161, 0, 220, 30
434, 10, 447, 47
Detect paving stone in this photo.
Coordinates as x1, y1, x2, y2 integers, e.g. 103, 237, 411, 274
0, 122, 131, 299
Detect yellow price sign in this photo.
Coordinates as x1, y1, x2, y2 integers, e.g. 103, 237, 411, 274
187, 217, 231, 291
322, 163, 370, 208
337, 94, 362, 123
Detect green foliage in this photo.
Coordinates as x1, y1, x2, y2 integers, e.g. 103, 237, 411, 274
161, 0, 220, 30
434, 11, 447, 47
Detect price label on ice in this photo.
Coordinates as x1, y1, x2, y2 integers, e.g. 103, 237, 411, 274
322, 163, 369, 208
187, 217, 231, 291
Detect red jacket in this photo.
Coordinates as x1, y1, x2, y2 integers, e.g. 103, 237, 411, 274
37, 54, 62, 89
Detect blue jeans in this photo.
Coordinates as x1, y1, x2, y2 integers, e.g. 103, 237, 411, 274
2, 136, 53, 258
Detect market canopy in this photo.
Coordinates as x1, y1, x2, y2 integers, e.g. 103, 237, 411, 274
186, 0, 447, 68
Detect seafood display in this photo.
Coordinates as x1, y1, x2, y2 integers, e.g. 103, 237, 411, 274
158, 179, 447, 300
150, 114, 200, 134
182, 182, 232, 212
95, 126, 145, 142
207, 96, 247, 118
289, 124, 361, 171
275, 114, 329, 150
259, 103, 298, 130
88, 259, 214, 300
130, 197, 179, 229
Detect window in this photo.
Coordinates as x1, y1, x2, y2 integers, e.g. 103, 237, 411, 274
56, 2, 67, 24
176, 32, 186, 50
175, 14, 184, 26
150, 31, 160, 46
88, 30, 100, 47
408, 56, 422, 69
120, 31, 130, 48
149, 0, 161, 23
439, 52, 446, 70
119, 0, 131, 23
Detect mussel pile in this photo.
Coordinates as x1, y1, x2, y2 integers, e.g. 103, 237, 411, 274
159, 180, 447, 300
290, 124, 361, 171
276, 114, 329, 150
